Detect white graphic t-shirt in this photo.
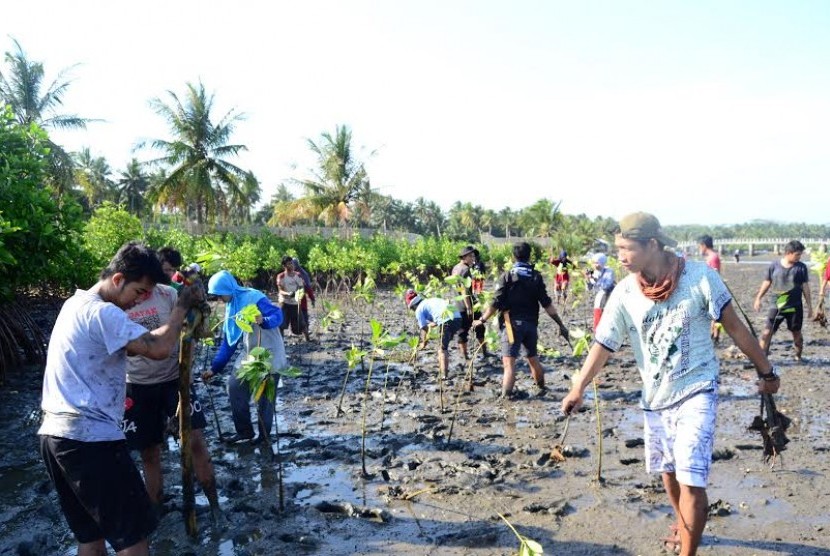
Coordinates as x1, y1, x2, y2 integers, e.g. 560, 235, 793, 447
126, 284, 179, 385
38, 289, 148, 441
595, 261, 731, 411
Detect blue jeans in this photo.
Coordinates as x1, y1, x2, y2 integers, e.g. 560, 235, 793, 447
227, 372, 274, 438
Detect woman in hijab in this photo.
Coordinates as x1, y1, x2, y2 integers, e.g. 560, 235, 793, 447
202, 271, 287, 444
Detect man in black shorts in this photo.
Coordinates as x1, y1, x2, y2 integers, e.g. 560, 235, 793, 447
473, 242, 569, 398
753, 240, 813, 361
123, 247, 220, 520
38, 243, 199, 556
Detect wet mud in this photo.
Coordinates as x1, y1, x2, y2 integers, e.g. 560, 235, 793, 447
1, 259, 830, 555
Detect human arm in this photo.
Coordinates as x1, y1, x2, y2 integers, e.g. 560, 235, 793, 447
255, 297, 283, 329
719, 303, 780, 394
542, 302, 569, 339
202, 335, 239, 381
561, 342, 613, 414
753, 280, 771, 311
802, 278, 813, 319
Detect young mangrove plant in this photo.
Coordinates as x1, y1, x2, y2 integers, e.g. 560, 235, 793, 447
498, 513, 544, 556
337, 344, 368, 416
236, 345, 302, 510
359, 319, 405, 477
569, 327, 605, 484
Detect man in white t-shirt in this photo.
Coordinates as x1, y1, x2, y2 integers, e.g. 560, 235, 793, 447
562, 213, 780, 556
38, 242, 200, 556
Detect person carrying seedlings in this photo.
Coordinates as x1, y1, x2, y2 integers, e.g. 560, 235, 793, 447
549, 248, 574, 304
753, 240, 813, 362
276, 255, 311, 341
38, 242, 202, 556
405, 289, 463, 377
561, 212, 781, 556
451, 245, 488, 360
203, 270, 287, 444
587, 252, 615, 331
122, 247, 220, 520
698, 235, 722, 343
473, 242, 569, 399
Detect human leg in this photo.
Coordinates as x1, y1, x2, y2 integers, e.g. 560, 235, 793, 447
190, 429, 220, 511
788, 309, 804, 360
527, 356, 546, 388
647, 392, 717, 555
40, 436, 157, 554
227, 373, 255, 439
501, 355, 517, 395
78, 541, 107, 556
139, 445, 163, 504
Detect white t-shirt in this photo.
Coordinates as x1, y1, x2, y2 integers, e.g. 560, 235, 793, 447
278, 272, 305, 305
595, 261, 731, 411
38, 289, 148, 441
126, 284, 179, 385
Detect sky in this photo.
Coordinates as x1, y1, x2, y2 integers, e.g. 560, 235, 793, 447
3, 1, 830, 226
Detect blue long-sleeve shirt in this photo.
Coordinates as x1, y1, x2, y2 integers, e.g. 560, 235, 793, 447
211, 297, 283, 373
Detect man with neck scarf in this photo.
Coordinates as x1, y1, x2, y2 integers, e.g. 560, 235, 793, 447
562, 212, 781, 556
202, 271, 288, 444
473, 242, 569, 399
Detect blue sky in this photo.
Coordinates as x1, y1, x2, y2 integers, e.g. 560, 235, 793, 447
4, 1, 829, 225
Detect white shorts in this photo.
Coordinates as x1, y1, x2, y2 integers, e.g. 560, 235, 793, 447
643, 390, 717, 488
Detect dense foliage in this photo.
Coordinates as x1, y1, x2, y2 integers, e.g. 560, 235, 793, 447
0, 107, 88, 299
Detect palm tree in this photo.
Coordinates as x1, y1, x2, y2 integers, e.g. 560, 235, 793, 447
73, 148, 115, 208
227, 171, 261, 224
413, 197, 445, 237
298, 124, 371, 227
0, 39, 94, 196
518, 199, 562, 237
144, 81, 248, 225
115, 158, 149, 216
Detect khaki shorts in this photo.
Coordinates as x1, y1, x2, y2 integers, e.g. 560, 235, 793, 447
643, 390, 717, 488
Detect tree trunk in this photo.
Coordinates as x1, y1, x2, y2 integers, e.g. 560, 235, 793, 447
178, 335, 197, 537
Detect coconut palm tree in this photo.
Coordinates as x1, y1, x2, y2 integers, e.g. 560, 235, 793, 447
73, 148, 115, 208
115, 158, 149, 216
227, 171, 261, 224
0, 38, 93, 195
518, 199, 562, 238
144, 81, 248, 225
299, 124, 371, 227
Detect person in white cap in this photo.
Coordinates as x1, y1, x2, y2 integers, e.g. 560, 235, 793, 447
587, 252, 615, 331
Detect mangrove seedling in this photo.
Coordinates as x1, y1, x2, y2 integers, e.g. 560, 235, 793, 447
337, 344, 368, 416
237, 346, 302, 510
498, 513, 544, 556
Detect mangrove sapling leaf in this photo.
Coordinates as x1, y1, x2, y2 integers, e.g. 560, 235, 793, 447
498, 513, 544, 556
320, 300, 344, 331
337, 344, 368, 415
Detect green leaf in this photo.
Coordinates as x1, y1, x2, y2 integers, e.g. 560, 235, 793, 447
277, 366, 303, 378
524, 539, 544, 554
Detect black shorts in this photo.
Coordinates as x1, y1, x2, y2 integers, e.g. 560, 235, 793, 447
280, 304, 304, 334
501, 319, 539, 358
123, 379, 207, 451
458, 312, 485, 343
39, 435, 157, 551
438, 318, 463, 350
765, 306, 803, 333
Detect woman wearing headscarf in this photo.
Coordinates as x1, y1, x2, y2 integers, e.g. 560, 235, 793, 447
202, 271, 287, 443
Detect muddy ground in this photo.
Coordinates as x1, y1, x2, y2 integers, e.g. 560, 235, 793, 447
1, 257, 830, 556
